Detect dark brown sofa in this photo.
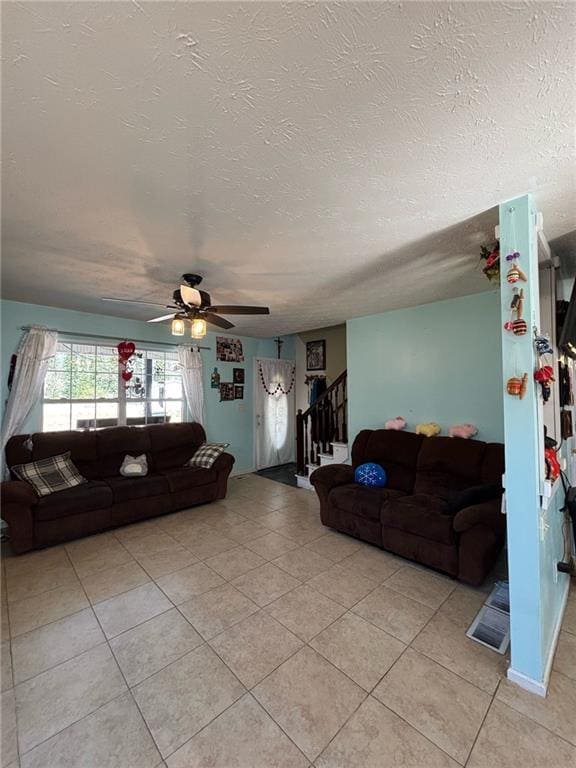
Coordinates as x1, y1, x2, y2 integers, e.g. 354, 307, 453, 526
310, 429, 505, 585
1, 423, 234, 553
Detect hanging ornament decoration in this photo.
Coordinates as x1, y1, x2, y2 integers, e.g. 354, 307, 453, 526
505, 250, 527, 284
504, 288, 528, 336
534, 365, 555, 403
117, 340, 136, 388
258, 362, 296, 395
506, 373, 528, 399
534, 333, 553, 356
533, 331, 555, 404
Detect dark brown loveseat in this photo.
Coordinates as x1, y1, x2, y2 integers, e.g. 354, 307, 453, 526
2, 423, 234, 553
310, 429, 505, 585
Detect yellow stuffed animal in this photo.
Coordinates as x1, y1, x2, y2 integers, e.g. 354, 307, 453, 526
416, 422, 441, 437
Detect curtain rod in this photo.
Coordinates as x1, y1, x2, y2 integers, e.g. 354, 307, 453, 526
19, 326, 211, 350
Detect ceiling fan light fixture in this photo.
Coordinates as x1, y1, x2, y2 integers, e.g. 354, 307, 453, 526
171, 317, 186, 336
190, 317, 207, 339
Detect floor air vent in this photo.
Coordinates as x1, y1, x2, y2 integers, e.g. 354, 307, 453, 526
466, 581, 510, 655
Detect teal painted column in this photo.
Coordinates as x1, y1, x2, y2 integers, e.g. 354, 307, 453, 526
499, 194, 544, 684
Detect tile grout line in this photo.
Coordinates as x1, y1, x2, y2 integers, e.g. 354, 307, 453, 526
7, 481, 532, 767
21, 543, 167, 764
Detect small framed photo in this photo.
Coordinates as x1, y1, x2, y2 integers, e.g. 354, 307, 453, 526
219, 382, 234, 402
233, 368, 245, 384
306, 339, 326, 371
234, 385, 244, 400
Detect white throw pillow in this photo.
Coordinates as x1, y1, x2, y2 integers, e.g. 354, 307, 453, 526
120, 454, 148, 477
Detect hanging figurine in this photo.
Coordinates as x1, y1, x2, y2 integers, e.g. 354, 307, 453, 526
504, 288, 528, 336
507, 373, 528, 399
534, 365, 554, 403
534, 333, 553, 356
505, 251, 527, 284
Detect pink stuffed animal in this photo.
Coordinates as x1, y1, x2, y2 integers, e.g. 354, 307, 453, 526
385, 417, 406, 430
449, 423, 478, 439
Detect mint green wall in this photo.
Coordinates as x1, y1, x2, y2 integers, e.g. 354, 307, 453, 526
0, 300, 294, 474
347, 291, 504, 443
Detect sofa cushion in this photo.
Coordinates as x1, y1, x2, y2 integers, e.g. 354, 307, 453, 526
148, 423, 206, 471
96, 427, 152, 478
104, 474, 169, 504
12, 452, 86, 497
351, 430, 424, 494
382, 494, 455, 545
160, 466, 218, 494
330, 483, 405, 522
34, 481, 113, 522
414, 436, 487, 497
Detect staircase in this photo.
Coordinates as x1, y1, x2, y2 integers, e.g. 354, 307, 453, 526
296, 369, 348, 490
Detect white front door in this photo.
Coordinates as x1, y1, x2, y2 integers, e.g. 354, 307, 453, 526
254, 357, 295, 470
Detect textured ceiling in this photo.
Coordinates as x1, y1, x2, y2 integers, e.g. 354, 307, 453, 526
2, 1, 575, 336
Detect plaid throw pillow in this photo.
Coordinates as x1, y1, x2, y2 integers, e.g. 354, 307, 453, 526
12, 452, 87, 497
188, 443, 229, 469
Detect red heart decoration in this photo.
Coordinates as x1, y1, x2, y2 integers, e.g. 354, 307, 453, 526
117, 341, 135, 361
121, 369, 133, 381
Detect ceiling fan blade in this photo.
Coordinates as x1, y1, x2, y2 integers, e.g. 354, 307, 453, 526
203, 313, 235, 330
147, 313, 177, 324
102, 297, 176, 308
206, 305, 270, 315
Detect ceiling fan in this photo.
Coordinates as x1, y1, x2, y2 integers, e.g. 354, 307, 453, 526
102, 274, 270, 336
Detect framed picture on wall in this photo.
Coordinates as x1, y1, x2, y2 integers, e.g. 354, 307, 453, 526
234, 385, 244, 400
219, 382, 234, 401
233, 368, 245, 384
306, 339, 326, 371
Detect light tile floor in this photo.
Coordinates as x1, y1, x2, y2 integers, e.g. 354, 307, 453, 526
1, 474, 575, 767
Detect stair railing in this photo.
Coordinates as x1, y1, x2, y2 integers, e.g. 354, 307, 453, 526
296, 369, 347, 476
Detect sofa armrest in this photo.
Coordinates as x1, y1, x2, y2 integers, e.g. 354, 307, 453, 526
211, 452, 235, 500
1, 480, 37, 553
310, 464, 354, 490
453, 500, 504, 533
211, 452, 235, 475
1, 480, 38, 506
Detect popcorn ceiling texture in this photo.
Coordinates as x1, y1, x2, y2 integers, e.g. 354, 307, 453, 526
1, 2, 575, 336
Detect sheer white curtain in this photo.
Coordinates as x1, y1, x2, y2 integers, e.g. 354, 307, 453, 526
178, 346, 205, 426
256, 358, 295, 469
1, 326, 58, 453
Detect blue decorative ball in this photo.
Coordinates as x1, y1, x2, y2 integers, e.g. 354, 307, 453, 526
355, 462, 387, 488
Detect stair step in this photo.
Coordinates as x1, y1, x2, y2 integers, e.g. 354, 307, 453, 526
331, 441, 348, 448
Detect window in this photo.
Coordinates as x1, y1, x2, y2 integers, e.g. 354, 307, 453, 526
42, 341, 184, 431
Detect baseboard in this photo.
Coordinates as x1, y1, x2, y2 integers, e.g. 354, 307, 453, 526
230, 467, 256, 478
506, 668, 548, 697
507, 576, 570, 698
542, 575, 570, 688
